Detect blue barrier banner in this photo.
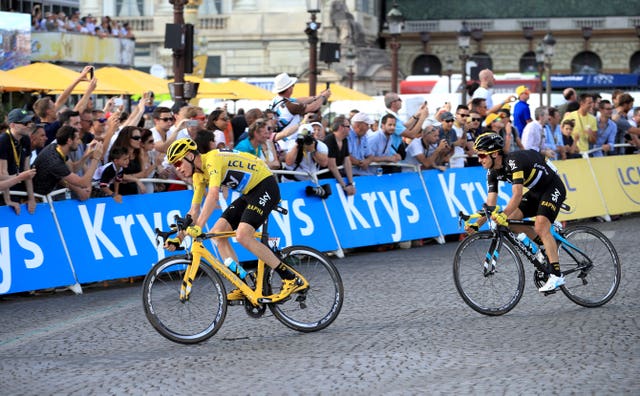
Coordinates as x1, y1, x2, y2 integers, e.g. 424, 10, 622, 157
0, 203, 76, 294
322, 172, 440, 248
56, 191, 191, 283
215, 181, 339, 261
422, 167, 512, 235
57, 184, 340, 283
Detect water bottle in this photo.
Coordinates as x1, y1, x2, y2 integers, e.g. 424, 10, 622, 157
376, 167, 383, 176
224, 257, 247, 280
64, 189, 72, 200
517, 233, 538, 255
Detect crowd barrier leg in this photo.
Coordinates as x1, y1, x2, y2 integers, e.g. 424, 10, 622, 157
416, 169, 446, 244
46, 191, 83, 295
583, 157, 612, 222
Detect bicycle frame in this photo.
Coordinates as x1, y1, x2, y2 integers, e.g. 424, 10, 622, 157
482, 216, 592, 277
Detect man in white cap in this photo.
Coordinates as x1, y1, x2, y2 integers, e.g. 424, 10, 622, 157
269, 72, 331, 132
348, 112, 375, 175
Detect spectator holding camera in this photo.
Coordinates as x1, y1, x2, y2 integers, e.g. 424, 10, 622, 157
270, 73, 331, 132
283, 124, 328, 182
402, 118, 450, 172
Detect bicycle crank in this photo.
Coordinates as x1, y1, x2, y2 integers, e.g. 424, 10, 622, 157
244, 301, 266, 318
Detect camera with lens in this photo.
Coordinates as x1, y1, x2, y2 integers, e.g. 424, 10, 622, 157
296, 128, 315, 146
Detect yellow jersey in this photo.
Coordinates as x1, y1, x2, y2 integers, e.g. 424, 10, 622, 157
191, 149, 273, 204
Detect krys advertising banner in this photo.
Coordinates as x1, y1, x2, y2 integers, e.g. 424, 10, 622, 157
589, 154, 640, 215
0, 202, 76, 294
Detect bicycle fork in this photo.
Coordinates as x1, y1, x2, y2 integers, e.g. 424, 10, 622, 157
483, 238, 501, 276
180, 251, 202, 302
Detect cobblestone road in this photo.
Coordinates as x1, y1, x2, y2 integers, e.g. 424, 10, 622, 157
1, 216, 638, 395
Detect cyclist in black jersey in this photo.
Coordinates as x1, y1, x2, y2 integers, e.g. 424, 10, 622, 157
467, 133, 567, 292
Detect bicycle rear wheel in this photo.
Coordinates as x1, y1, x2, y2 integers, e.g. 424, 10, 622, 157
453, 232, 525, 316
142, 255, 227, 344
558, 225, 621, 307
268, 246, 344, 332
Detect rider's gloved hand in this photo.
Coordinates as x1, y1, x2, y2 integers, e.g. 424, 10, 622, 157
164, 237, 181, 250
491, 210, 509, 226
186, 225, 202, 238
466, 223, 479, 233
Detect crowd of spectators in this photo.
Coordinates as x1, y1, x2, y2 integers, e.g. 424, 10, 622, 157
1, 67, 639, 219
30, 6, 134, 39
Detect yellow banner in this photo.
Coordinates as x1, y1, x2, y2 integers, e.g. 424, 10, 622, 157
554, 158, 607, 221
190, 55, 208, 79
31, 32, 134, 66
589, 154, 640, 215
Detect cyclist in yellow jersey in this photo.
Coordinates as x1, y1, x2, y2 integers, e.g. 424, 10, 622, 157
164, 138, 305, 302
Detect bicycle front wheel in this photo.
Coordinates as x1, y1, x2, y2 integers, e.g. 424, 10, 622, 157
453, 232, 525, 316
142, 255, 227, 344
268, 246, 344, 332
558, 225, 621, 307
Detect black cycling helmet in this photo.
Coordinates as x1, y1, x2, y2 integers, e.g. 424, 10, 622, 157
473, 132, 504, 153
167, 138, 198, 164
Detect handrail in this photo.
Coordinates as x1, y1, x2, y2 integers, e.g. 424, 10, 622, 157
581, 143, 634, 158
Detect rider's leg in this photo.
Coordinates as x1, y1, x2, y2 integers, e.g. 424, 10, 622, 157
212, 217, 238, 263
236, 222, 282, 270
534, 215, 561, 276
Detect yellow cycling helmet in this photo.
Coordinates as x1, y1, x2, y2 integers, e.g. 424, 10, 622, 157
167, 138, 198, 164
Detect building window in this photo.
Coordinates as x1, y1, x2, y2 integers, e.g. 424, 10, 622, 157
571, 51, 602, 74
519, 51, 538, 74
205, 56, 221, 77
411, 54, 442, 75
116, 0, 144, 17
200, 0, 223, 14
470, 52, 492, 80
629, 51, 640, 74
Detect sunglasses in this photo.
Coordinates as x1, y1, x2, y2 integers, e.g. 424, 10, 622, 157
97, 118, 107, 123
130, 135, 142, 140
343, 124, 351, 128
443, 119, 454, 123
159, 117, 174, 122
194, 115, 206, 121
145, 139, 154, 144
477, 152, 489, 159
217, 117, 229, 122
457, 113, 469, 117
470, 117, 482, 122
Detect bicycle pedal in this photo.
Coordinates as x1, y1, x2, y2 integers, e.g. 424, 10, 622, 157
257, 297, 273, 304
227, 300, 245, 306
542, 290, 557, 296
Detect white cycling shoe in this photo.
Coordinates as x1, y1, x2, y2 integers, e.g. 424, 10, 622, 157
539, 274, 565, 292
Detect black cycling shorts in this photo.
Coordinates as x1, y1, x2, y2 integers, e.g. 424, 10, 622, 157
519, 176, 566, 222
221, 175, 281, 230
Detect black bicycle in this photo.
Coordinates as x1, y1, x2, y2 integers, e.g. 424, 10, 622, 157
453, 204, 621, 316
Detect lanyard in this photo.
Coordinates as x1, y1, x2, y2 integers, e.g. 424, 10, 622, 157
55, 145, 68, 161
6, 131, 21, 167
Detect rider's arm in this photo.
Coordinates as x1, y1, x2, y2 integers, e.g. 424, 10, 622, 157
194, 185, 220, 229
503, 183, 523, 217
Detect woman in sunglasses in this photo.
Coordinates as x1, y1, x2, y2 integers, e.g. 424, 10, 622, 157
109, 126, 154, 194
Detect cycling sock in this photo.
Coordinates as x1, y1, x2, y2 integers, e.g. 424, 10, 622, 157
550, 262, 561, 276
276, 263, 296, 280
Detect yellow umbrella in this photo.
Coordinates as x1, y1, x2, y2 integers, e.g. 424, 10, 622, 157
0, 70, 46, 92
94, 67, 169, 95
292, 82, 373, 102
216, 80, 273, 100
5, 62, 123, 95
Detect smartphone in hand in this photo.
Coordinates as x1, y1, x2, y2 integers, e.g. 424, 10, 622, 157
89, 66, 94, 80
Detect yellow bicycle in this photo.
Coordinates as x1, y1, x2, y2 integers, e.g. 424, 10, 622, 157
142, 207, 344, 344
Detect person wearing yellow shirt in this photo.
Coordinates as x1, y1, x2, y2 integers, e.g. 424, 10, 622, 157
163, 138, 306, 303
562, 93, 597, 153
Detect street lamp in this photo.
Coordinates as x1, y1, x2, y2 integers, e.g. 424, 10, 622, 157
543, 31, 556, 107
305, 0, 321, 96
386, 1, 403, 93
458, 21, 471, 104
346, 46, 356, 89
535, 42, 545, 107
169, 0, 188, 109
446, 57, 453, 94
